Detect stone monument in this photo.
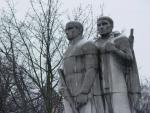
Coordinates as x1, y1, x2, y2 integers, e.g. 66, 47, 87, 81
58, 21, 105, 113
95, 16, 141, 113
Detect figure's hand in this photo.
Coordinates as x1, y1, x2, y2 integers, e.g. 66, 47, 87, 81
105, 42, 117, 53
99, 47, 105, 54
75, 93, 88, 109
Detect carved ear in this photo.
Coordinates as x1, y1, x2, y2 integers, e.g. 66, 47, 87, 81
129, 28, 134, 50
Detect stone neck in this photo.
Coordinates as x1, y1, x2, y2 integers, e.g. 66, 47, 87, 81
101, 33, 111, 40
69, 35, 83, 46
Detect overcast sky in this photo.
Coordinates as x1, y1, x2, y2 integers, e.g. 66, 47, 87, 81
0, 0, 150, 81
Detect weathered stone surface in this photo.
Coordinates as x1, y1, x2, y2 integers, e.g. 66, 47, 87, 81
95, 16, 140, 113
58, 21, 105, 113
58, 17, 140, 113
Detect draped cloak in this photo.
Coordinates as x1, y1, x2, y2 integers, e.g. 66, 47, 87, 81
59, 37, 105, 113
95, 32, 140, 113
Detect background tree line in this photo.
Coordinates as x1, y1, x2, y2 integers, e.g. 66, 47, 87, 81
0, 0, 149, 113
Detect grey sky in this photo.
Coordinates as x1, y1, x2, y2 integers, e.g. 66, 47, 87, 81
0, 0, 150, 80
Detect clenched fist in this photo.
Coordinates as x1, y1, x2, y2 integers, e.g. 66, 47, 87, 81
75, 93, 88, 109
105, 42, 117, 53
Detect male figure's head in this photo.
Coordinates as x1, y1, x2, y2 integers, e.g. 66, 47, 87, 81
65, 21, 83, 41
97, 16, 113, 37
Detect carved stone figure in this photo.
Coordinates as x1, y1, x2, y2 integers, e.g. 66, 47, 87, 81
95, 16, 140, 113
58, 21, 105, 113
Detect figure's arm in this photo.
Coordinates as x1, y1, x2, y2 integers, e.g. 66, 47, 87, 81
75, 42, 98, 108
114, 37, 133, 61
80, 54, 98, 94
105, 37, 133, 61
75, 51, 98, 108
81, 43, 98, 94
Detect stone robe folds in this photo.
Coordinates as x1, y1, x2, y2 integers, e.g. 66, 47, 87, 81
60, 38, 105, 113
95, 33, 140, 113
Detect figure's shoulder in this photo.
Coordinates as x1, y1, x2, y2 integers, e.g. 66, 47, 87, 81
113, 33, 131, 49
82, 40, 96, 48
81, 40, 98, 54
114, 33, 129, 43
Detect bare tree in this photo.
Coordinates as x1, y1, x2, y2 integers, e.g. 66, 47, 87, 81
66, 5, 96, 40
0, 56, 13, 113
0, 0, 64, 113
1, 1, 150, 113
135, 80, 150, 113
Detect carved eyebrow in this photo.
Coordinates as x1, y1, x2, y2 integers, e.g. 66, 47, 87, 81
97, 21, 108, 26
102, 22, 108, 25
66, 25, 79, 31
66, 26, 74, 30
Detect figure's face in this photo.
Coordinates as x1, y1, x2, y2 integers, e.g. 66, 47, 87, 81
97, 19, 113, 35
65, 24, 81, 41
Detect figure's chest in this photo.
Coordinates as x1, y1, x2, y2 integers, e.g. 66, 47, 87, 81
64, 45, 84, 58
95, 38, 113, 52
63, 54, 86, 76
96, 39, 108, 48
95, 37, 120, 50
63, 45, 86, 73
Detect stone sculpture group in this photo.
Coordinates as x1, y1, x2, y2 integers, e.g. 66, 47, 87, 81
58, 16, 141, 113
